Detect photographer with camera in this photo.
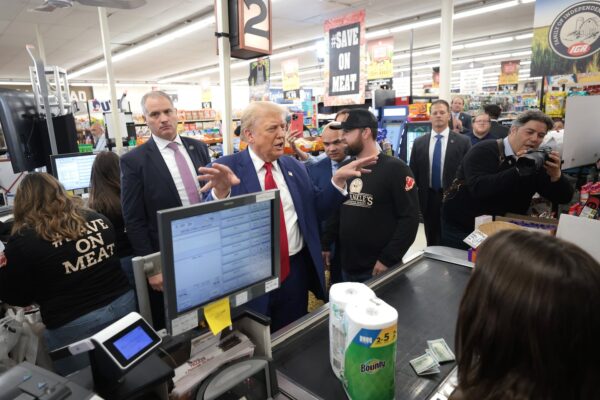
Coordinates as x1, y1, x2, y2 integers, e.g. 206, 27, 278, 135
441, 110, 574, 249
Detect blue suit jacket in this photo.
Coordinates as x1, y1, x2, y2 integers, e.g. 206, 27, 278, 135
120, 136, 210, 256
211, 150, 345, 298
307, 157, 333, 193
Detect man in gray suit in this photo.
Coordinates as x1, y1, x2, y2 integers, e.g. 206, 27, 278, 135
409, 99, 471, 245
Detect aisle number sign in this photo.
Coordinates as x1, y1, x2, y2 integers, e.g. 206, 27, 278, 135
228, 0, 272, 59
324, 9, 366, 106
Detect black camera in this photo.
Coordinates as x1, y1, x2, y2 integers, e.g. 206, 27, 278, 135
516, 146, 552, 176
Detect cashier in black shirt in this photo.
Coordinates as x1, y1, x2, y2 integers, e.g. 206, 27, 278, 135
0, 173, 135, 353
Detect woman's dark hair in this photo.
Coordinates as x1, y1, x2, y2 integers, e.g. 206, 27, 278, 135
88, 151, 122, 219
454, 230, 600, 400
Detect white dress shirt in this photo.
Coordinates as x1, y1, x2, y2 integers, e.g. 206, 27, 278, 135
94, 135, 107, 151
428, 127, 450, 188
152, 134, 200, 206
248, 147, 304, 256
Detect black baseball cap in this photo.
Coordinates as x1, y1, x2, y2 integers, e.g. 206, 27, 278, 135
330, 109, 377, 131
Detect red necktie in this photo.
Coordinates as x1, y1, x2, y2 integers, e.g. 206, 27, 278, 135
263, 162, 290, 282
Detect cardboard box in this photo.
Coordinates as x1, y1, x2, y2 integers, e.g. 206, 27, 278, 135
495, 213, 558, 235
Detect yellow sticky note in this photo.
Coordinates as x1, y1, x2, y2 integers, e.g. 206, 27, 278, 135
204, 297, 232, 335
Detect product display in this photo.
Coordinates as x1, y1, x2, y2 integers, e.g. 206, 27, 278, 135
328, 282, 376, 379
343, 297, 398, 400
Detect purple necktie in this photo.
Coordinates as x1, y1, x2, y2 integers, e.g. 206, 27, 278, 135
167, 142, 200, 204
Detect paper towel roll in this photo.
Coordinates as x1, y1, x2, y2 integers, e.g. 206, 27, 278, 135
329, 283, 375, 379
343, 297, 398, 400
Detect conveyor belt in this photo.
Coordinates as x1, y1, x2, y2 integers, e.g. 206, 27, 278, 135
272, 256, 471, 400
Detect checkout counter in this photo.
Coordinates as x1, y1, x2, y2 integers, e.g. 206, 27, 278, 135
0, 247, 471, 400
271, 247, 472, 400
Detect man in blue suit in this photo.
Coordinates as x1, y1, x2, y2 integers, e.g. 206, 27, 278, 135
201, 101, 375, 331
121, 91, 210, 327
307, 123, 349, 286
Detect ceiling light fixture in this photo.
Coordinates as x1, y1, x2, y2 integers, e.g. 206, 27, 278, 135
70, 16, 214, 78
454, 1, 519, 19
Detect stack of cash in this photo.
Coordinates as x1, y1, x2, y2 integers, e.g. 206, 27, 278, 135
409, 338, 455, 376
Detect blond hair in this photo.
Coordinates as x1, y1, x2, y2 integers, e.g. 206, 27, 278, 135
12, 173, 88, 242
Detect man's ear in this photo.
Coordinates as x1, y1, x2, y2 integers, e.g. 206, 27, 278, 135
244, 129, 253, 143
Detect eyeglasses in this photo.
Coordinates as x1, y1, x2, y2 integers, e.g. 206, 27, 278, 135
474, 120, 491, 125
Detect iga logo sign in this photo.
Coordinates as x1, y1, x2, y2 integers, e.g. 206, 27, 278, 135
549, 1, 600, 60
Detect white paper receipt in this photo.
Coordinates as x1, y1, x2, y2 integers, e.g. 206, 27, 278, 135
463, 229, 488, 249
171, 310, 199, 336
265, 278, 279, 293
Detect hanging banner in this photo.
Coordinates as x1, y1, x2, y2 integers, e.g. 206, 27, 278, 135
499, 60, 520, 85
324, 9, 366, 106
366, 36, 394, 92
459, 68, 483, 94
432, 68, 440, 89
531, 0, 600, 76
281, 58, 300, 99
249, 57, 270, 101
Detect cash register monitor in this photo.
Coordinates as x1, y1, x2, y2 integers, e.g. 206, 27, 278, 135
50, 152, 97, 191
158, 191, 281, 336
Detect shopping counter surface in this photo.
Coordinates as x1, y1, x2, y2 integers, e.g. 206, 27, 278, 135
271, 247, 473, 400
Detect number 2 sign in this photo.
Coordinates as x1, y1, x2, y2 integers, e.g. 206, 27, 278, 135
228, 0, 272, 59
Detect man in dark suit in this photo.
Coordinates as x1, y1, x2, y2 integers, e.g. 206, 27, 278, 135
484, 104, 509, 138
202, 101, 375, 331
307, 123, 349, 286
449, 96, 473, 134
410, 99, 471, 246
121, 91, 210, 326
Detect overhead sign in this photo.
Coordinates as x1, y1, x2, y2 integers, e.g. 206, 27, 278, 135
531, 0, 600, 76
324, 10, 366, 106
366, 36, 394, 92
499, 60, 520, 85
228, 0, 272, 59
281, 58, 300, 99
460, 68, 483, 94
249, 57, 270, 101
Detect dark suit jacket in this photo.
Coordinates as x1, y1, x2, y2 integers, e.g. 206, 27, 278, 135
210, 150, 345, 298
489, 120, 509, 138
307, 157, 336, 247
409, 132, 471, 215
120, 136, 210, 256
449, 112, 473, 133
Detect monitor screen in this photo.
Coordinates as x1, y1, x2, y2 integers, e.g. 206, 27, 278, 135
50, 152, 97, 191
383, 106, 407, 118
158, 191, 281, 336
112, 326, 154, 361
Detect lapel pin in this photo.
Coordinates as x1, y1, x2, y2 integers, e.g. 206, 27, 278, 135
450, 139, 454, 143
189, 145, 194, 150
288, 171, 293, 176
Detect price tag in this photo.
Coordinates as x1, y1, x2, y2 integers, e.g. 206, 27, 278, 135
463, 229, 488, 249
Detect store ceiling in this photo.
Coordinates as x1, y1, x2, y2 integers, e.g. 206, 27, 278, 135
0, 0, 537, 86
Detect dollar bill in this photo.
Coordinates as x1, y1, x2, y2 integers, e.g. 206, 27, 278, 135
409, 353, 439, 375
427, 338, 456, 363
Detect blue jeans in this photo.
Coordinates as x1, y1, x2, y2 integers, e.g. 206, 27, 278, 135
342, 269, 373, 283
119, 255, 135, 288
45, 290, 136, 375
